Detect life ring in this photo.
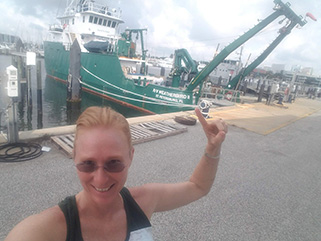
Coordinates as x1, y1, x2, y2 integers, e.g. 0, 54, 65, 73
225, 91, 233, 101
174, 116, 197, 126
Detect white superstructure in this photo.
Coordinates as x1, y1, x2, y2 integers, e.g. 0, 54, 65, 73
47, 0, 124, 51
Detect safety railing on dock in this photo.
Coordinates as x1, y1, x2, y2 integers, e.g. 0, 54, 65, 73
201, 86, 243, 102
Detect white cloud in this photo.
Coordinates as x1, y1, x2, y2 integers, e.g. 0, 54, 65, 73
1, 0, 320, 75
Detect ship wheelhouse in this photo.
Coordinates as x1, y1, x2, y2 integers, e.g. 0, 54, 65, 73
48, 0, 124, 51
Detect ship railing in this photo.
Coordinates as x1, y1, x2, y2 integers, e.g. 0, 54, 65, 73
49, 24, 63, 32
65, 1, 122, 19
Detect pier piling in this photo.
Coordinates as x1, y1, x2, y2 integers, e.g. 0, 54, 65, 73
37, 60, 43, 128
26, 52, 37, 108
67, 39, 82, 103
7, 102, 19, 143
26, 66, 32, 108
66, 39, 82, 124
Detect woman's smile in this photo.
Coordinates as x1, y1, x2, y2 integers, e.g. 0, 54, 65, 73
93, 184, 114, 193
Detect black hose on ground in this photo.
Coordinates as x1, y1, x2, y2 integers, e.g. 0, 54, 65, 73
0, 142, 43, 162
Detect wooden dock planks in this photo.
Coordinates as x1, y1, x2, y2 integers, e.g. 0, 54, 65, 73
51, 121, 187, 158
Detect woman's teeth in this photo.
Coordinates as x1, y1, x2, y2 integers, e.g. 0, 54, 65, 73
95, 186, 111, 192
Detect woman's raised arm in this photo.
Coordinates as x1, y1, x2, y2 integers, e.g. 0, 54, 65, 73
130, 108, 228, 216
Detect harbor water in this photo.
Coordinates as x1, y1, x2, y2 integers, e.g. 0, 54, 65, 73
0, 54, 145, 132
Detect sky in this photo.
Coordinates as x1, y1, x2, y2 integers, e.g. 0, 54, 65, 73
0, 0, 320, 75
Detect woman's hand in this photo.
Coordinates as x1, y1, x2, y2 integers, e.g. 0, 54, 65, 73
195, 108, 228, 155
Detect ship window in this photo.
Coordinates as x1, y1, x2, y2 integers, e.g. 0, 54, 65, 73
72, 18, 75, 24
89, 16, 93, 23
83, 16, 85, 23
103, 19, 107, 26
107, 20, 111, 27
94, 17, 98, 24
111, 21, 116, 28
98, 18, 103, 25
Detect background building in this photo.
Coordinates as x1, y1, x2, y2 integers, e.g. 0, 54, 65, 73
301, 67, 313, 75
271, 64, 285, 73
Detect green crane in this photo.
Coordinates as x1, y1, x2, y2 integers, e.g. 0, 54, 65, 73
183, 0, 308, 94
226, 1, 307, 89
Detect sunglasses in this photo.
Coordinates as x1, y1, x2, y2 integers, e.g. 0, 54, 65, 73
76, 160, 125, 173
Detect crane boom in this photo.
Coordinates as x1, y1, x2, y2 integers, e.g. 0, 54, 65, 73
227, 20, 303, 89
185, 0, 306, 92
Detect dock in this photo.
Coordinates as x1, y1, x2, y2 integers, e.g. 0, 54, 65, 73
51, 120, 187, 158
1, 97, 321, 240
1, 97, 321, 144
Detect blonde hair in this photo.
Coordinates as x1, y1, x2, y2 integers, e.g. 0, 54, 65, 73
75, 106, 132, 148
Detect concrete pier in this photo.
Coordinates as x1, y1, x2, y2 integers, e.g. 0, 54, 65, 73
1, 97, 321, 240
1, 97, 321, 143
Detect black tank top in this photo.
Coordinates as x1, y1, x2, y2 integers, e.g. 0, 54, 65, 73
58, 187, 153, 241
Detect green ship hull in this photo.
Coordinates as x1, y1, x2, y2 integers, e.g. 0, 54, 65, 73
44, 41, 195, 115
44, 0, 307, 115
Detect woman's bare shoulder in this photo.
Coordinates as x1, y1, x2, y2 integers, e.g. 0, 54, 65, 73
5, 205, 67, 241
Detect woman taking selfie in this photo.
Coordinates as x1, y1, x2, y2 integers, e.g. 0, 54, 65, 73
5, 106, 228, 241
